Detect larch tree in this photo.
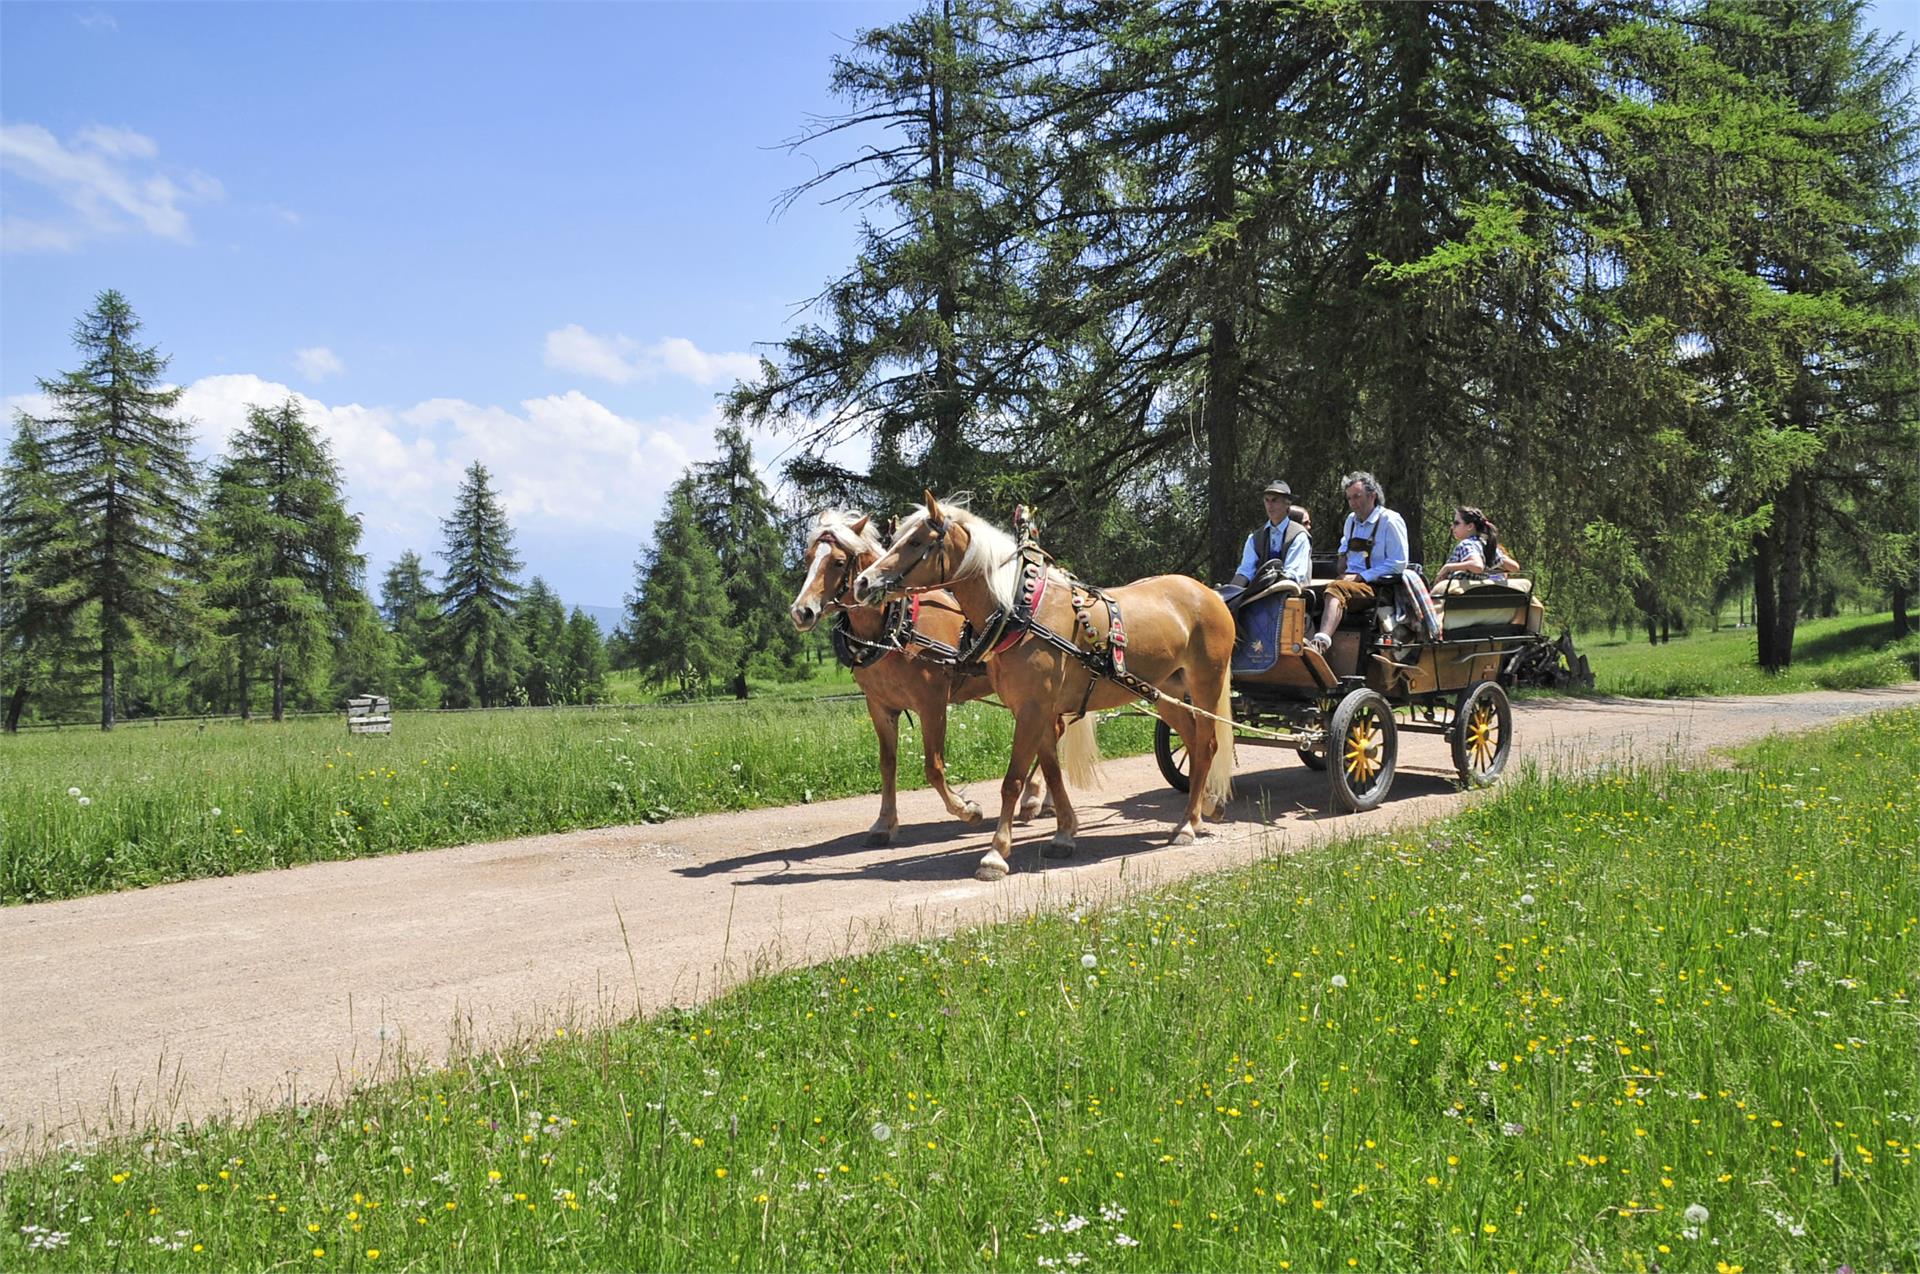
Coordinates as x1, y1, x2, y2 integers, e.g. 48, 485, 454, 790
436, 462, 523, 708
13, 290, 200, 729
690, 424, 802, 698
204, 399, 364, 720
626, 478, 739, 696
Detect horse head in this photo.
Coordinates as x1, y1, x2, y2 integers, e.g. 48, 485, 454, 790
790, 512, 876, 632
853, 491, 971, 605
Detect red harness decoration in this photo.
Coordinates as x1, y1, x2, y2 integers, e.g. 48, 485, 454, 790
990, 567, 1045, 655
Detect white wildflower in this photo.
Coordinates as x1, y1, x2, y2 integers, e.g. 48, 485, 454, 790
1684, 1203, 1709, 1226
1520, 893, 1536, 906
870, 1122, 892, 1142
1081, 953, 1098, 969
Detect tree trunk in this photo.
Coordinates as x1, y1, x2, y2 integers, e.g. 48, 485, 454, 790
272, 651, 286, 722
1772, 472, 1809, 670
238, 647, 252, 722
1753, 539, 1779, 670
4, 681, 27, 733
1892, 579, 1911, 638
1202, 14, 1244, 581
100, 636, 115, 731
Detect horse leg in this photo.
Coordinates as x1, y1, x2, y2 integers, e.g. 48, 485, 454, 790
1016, 719, 1060, 821
866, 701, 902, 846
1037, 722, 1080, 858
918, 697, 983, 825
1156, 694, 1212, 845
1173, 662, 1235, 840
978, 708, 1052, 882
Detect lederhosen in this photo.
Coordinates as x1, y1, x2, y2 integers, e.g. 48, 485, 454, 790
1325, 512, 1385, 608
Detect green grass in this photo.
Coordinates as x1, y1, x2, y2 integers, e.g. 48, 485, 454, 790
0, 701, 1155, 905
601, 660, 862, 704
5, 711, 1913, 1272
1577, 611, 1918, 699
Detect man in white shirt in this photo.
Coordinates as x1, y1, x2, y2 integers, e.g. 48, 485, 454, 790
1306, 470, 1410, 654
1228, 479, 1312, 591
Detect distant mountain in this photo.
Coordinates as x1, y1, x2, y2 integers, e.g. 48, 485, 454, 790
575, 604, 625, 634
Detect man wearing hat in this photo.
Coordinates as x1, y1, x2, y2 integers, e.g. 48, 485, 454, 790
1229, 479, 1312, 590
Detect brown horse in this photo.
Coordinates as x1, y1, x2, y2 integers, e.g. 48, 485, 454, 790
789, 511, 1052, 845
854, 494, 1236, 881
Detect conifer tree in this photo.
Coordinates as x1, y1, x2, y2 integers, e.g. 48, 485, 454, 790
560, 608, 610, 704
0, 419, 85, 730
378, 550, 444, 708
436, 462, 523, 708
204, 400, 364, 720
515, 576, 569, 706
13, 290, 199, 729
626, 478, 739, 696
690, 424, 802, 697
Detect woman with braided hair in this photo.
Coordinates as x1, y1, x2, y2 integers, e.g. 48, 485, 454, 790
1433, 505, 1519, 583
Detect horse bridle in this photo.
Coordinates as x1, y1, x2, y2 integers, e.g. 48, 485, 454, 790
865, 512, 960, 596
812, 533, 871, 613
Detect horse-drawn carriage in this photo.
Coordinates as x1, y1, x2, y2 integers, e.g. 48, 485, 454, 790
1153, 570, 1577, 812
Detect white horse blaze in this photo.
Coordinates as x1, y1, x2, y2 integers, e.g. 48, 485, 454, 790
793, 540, 834, 611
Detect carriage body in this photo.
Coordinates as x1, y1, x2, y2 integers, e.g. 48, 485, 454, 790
1156, 577, 1565, 812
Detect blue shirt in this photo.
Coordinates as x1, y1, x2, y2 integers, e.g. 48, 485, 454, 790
1338, 505, 1409, 582
1235, 521, 1312, 585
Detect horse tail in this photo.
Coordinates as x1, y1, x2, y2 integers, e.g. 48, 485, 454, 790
1203, 672, 1235, 813
1058, 712, 1104, 790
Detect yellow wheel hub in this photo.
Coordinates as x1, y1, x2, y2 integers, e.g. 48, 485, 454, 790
1466, 703, 1500, 770
1344, 714, 1383, 786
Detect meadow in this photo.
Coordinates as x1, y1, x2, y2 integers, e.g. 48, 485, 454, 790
0, 698, 1156, 905
1577, 611, 1917, 700
4, 709, 1912, 1271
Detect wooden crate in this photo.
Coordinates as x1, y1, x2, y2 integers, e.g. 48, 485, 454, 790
346, 695, 392, 735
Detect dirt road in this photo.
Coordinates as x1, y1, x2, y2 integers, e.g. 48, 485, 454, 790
2, 683, 1913, 1158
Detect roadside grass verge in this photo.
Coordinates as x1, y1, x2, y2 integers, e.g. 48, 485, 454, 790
0, 701, 1156, 905
5, 710, 1912, 1272
1577, 611, 1917, 699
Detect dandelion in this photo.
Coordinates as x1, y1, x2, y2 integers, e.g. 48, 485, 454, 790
78, 796, 92, 807
1330, 973, 1348, 988
871, 1122, 892, 1142
1685, 1203, 1710, 1226
1081, 954, 1098, 969
1520, 893, 1536, 906
68, 787, 81, 797
210, 807, 221, 817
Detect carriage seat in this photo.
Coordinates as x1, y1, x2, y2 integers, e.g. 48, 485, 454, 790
1432, 576, 1541, 637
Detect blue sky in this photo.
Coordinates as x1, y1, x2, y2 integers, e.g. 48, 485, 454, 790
4, 0, 1917, 615
2, 1, 908, 612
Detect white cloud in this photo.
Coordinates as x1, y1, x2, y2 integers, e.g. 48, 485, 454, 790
542, 324, 762, 387
0, 122, 223, 253
76, 12, 118, 30
294, 346, 345, 381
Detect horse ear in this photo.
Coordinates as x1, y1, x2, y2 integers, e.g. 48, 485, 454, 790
923, 489, 942, 521
849, 514, 870, 537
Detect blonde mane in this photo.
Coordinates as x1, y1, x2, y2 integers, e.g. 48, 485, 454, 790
896, 502, 1023, 610
812, 509, 887, 560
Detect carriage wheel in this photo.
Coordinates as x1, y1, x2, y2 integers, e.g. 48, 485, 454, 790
1328, 688, 1397, 814
1296, 746, 1328, 771
1451, 680, 1512, 786
1153, 717, 1191, 793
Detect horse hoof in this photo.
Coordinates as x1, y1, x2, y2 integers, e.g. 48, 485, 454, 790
975, 856, 1009, 882
961, 804, 985, 825
1169, 828, 1196, 847
865, 828, 895, 847
1043, 836, 1076, 859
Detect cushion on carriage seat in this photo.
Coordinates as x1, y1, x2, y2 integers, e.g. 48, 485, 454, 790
1434, 577, 1534, 634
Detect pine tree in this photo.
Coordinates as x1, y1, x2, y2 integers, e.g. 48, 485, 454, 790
515, 576, 568, 706
690, 424, 802, 698
560, 608, 610, 704
725, 0, 1043, 507
626, 479, 739, 696
378, 551, 444, 708
436, 462, 523, 708
13, 290, 200, 729
204, 400, 364, 720
0, 419, 86, 730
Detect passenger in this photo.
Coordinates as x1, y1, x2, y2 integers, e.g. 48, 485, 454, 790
1306, 470, 1409, 655
1433, 505, 1518, 584
1228, 479, 1311, 591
